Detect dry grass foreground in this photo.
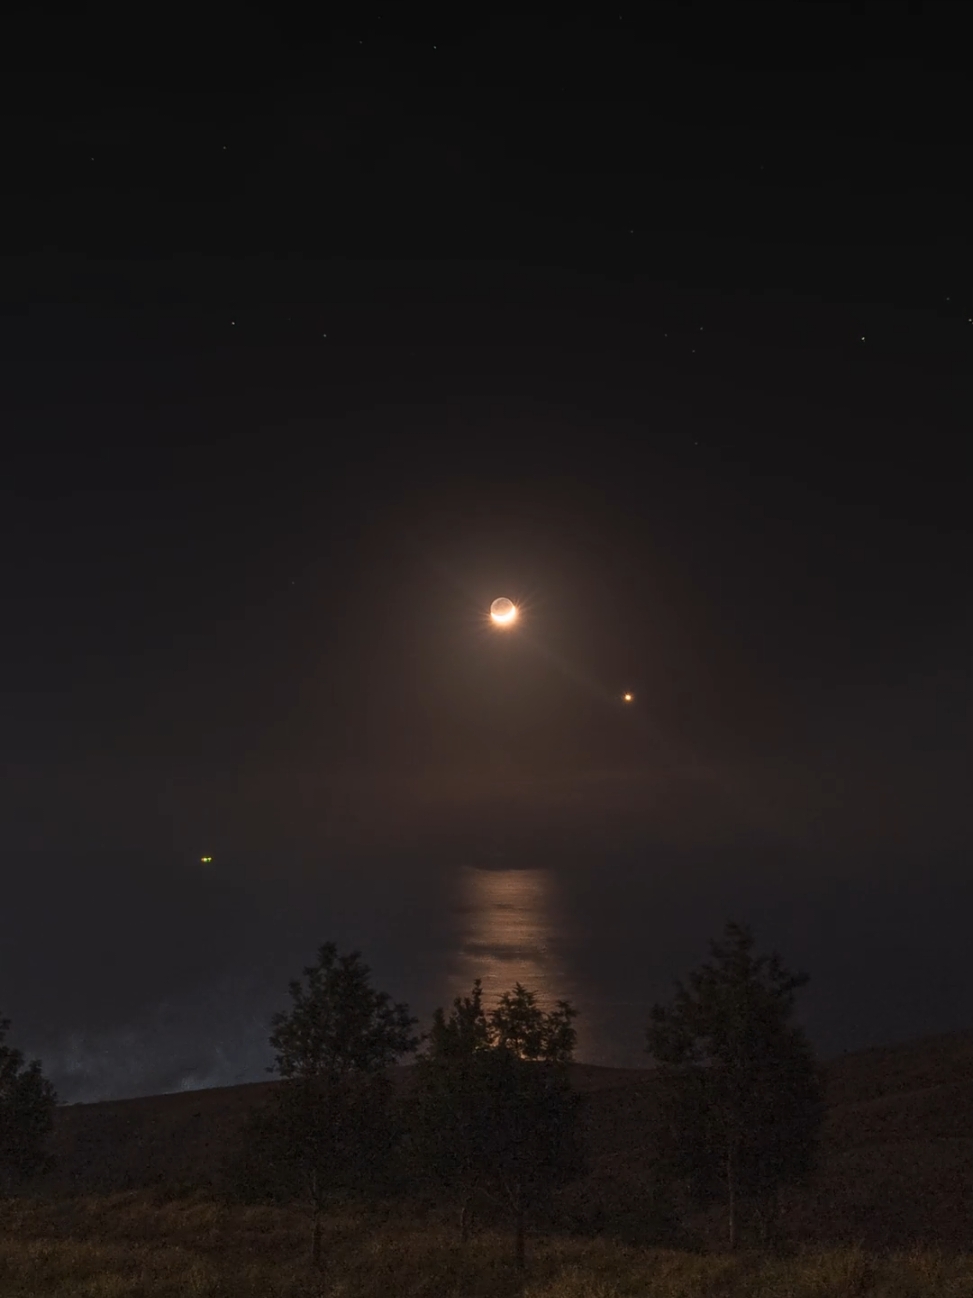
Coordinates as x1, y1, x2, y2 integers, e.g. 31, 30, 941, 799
2, 1192, 972, 1298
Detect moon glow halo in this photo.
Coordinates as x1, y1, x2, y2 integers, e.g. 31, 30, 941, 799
490, 597, 518, 627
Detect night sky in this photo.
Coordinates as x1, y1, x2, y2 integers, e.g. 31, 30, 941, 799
2, 6, 969, 1101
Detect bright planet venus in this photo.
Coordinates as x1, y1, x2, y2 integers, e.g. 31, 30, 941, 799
490, 597, 518, 626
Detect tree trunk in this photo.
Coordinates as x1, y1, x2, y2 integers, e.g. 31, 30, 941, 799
757, 1193, 775, 1247
309, 1169, 323, 1269
726, 1148, 737, 1252
514, 1183, 526, 1272
758, 1185, 780, 1249
460, 1194, 473, 1243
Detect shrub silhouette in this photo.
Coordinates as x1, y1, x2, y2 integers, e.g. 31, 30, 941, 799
0, 1013, 57, 1193
646, 921, 823, 1250
413, 980, 585, 1270
232, 943, 418, 1267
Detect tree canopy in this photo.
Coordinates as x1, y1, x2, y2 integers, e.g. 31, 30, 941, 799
269, 942, 420, 1081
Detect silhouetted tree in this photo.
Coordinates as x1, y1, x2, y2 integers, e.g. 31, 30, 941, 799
261, 944, 419, 1266
0, 1014, 57, 1194
646, 922, 823, 1250
413, 980, 585, 1270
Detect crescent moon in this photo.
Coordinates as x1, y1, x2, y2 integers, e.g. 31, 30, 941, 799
490, 597, 518, 626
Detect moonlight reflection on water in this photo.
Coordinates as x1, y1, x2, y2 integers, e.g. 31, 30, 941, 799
449, 866, 570, 1012
443, 864, 655, 1067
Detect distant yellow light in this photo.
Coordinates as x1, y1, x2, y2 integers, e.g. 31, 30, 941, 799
200, 856, 213, 863
622, 693, 634, 703
490, 597, 518, 626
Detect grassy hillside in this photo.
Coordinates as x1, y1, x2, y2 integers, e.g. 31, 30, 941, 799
2, 1194, 972, 1298
36, 1031, 973, 1252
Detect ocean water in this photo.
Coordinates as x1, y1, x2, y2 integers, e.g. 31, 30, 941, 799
21, 848, 973, 1103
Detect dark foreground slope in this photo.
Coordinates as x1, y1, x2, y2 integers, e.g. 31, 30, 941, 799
38, 1032, 972, 1251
